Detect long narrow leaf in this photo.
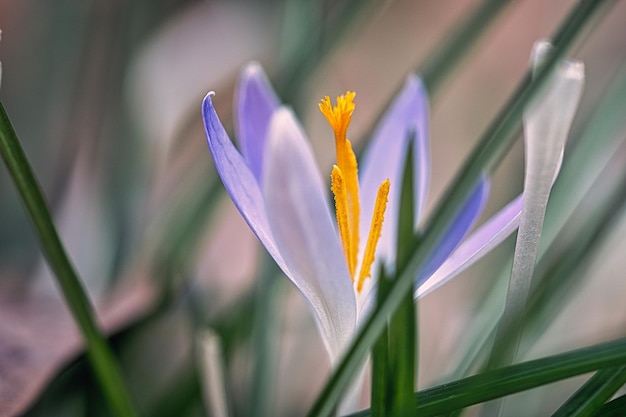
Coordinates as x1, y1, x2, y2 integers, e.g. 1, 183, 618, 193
551, 366, 626, 417
348, 337, 626, 417
0, 102, 139, 417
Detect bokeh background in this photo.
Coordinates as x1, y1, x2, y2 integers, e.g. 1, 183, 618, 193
1, 0, 626, 416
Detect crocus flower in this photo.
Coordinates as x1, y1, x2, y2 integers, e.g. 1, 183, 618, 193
202, 63, 526, 364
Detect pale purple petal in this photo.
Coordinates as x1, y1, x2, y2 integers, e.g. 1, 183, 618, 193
235, 62, 280, 183
417, 194, 522, 298
416, 176, 490, 287
358, 75, 430, 271
412, 78, 430, 224
202, 92, 287, 273
263, 108, 356, 361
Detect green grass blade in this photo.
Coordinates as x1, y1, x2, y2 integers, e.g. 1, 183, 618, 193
419, 0, 514, 96
0, 101, 139, 416
249, 256, 283, 417
370, 268, 391, 417
307, 2, 611, 416
593, 394, 626, 417
347, 337, 626, 417
551, 366, 626, 417
389, 138, 418, 416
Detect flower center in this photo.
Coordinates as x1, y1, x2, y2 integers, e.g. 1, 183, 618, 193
319, 92, 390, 293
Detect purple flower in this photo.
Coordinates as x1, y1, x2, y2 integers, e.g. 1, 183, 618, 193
202, 64, 523, 362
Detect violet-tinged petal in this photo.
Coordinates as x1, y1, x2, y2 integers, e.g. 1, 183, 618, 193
263, 107, 356, 362
359, 75, 430, 271
417, 194, 522, 298
416, 176, 490, 288
411, 78, 430, 225
202, 93, 287, 273
235, 62, 280, 183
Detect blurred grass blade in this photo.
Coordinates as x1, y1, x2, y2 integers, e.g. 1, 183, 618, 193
277, 0, 378, 103
197, 329, 231, 417
347, 337, 626, 417
594, 394, 626, 417
249, 255, 283, 417
0, 101, 139, 417
419, 0, 514, 95
307, 2, 611, 416
551, 366, 626, 417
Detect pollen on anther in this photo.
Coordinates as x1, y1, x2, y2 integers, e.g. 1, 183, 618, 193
357, 179, 390, 293
331, 166, 355, 278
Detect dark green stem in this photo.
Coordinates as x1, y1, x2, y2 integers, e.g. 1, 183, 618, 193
0, 101, 139, 417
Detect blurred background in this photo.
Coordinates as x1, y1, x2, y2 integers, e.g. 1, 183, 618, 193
1, 0, 626, 416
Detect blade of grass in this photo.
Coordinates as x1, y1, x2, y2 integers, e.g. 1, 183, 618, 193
347, 336, 626, 416
370, 267, 391, 417
307, 2, 612, 415
249, 255, 283, 417
0, 101, 139, 417
418, 0, 514, 96
551, 366, 626, 417
593, 393, 626, 417
356, 0, 515, 157
387, 138, 418, 417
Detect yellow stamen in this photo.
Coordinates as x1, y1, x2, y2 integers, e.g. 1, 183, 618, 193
331, 166, 355, 277
321, 91, 390, 293
357, 179, 390, 292
343, 140, 360, 272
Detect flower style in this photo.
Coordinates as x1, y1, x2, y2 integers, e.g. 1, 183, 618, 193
201, 61, 569, 363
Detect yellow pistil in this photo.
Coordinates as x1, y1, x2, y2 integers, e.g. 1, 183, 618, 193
357, 179, 390, 292
320, 92, 390, 293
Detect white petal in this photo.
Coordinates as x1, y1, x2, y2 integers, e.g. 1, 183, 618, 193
525, 40, 584, 187
263, 108, 356, 361
512, 40, 584, 287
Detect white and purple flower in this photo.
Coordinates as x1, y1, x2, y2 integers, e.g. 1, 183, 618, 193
201, 47, 581, 364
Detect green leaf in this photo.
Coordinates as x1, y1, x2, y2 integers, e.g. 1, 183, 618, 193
371, 267, 391, 417
387, 137, 418, 417
0, 101, 139, 417
347, 337, 626, 417
594, 394, 626, 417
371, 143, 417, 417
419, 0, 515, 97
249, 256, 284, 417
551, 366, 626, 417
